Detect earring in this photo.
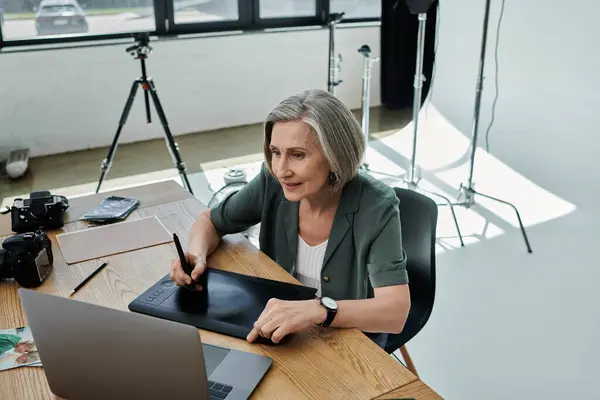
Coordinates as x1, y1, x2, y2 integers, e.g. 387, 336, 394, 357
329, 172, 338, 184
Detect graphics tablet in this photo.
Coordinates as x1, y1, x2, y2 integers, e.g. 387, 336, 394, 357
128, 268, 317, 343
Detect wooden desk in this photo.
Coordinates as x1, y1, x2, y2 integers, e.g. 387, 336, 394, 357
0, 181, 442, 400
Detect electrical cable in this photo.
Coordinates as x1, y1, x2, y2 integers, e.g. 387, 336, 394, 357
484, 0, 506, 153
207, 181, 247, 208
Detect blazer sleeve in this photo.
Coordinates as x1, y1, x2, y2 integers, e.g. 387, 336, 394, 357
366, 196, 409, 288
209, 163, 268, 235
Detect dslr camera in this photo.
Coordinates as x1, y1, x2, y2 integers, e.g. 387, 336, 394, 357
0, 230, 53, 288
11, 191, 69, 233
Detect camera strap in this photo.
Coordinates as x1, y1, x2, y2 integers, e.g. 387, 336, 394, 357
58, 196, 70, 210
0, 206, 11, 215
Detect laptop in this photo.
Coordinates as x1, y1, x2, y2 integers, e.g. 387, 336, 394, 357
18, 289, 272, 400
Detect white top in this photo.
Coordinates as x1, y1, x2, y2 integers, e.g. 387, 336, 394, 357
295, 235, 328, 297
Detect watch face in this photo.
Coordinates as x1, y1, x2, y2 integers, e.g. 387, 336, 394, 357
322, 297, 338, 310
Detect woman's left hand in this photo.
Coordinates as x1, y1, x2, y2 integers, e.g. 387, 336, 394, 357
247, 298, 326, 344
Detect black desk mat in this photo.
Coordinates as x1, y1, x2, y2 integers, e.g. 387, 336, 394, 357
128, 268, 317, 344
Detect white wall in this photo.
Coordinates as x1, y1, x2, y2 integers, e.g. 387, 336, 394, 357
0, 25, 381, 159
429, 0, 600, 209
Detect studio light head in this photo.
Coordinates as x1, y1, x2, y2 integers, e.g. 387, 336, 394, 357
358, 44, 372, 57
125, 32, 152, 58
327, 12, 345, 24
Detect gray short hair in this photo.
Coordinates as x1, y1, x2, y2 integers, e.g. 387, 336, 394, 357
263, 89, 366, 191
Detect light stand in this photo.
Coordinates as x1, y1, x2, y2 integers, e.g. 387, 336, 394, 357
358, 44, 379, 169
453, 0, 532, 253
327, 12, 345, 95
95, 33, 194, 195
359, 3, 465, 247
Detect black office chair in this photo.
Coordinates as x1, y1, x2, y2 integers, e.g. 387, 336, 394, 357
384, 187, 438, 377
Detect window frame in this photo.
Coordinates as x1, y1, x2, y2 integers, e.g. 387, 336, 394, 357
0, 0, 380, 49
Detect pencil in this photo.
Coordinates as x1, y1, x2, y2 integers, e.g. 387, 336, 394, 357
69, 262, 108, 297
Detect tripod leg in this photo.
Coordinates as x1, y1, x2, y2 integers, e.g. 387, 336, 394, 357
96, 80, 140, 193
472, 190, 533, 253
146, 79, 194, 195
418, 188, 465, 247
143, 90, 151, 124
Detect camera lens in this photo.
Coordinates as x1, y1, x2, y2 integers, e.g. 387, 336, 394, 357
29, 201, 47, 219
0, 248, 10, 279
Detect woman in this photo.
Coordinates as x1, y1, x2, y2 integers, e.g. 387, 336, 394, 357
170, 89, 410, 348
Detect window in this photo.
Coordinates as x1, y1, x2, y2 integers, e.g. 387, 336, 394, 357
330, 0, 381, 20
0, 1, 380, 47
1, 0, 155, 41
258, 0, 316, 19
173, 0, 239, 25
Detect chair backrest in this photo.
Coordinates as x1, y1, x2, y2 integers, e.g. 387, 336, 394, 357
384, 187, 438, 354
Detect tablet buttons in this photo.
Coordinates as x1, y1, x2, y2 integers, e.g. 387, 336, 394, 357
161, 281, 174, 288
145, 288, 165, 303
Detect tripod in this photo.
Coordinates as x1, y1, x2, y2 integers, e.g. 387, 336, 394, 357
452, 0, 532, 253
359, 7, 465, 247
327, 12, 344, 95
95, 33, 194, 195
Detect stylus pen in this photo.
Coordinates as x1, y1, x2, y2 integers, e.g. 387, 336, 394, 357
69, 262, 108, 297
173, 233, 194, 289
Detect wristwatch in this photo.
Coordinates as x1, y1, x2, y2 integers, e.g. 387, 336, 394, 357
318, 296, 338, 327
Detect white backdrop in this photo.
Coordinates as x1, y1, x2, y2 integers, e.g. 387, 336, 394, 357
429, 0, 600, 209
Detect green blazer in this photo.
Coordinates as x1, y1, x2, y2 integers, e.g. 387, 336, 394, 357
210, 163, 409, 301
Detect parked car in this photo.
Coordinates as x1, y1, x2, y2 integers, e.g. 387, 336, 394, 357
35, 0, 88, 36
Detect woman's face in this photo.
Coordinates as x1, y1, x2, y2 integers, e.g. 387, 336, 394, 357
269, 120, 331, 202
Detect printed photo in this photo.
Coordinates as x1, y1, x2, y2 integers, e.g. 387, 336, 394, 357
0, 326, 42, 371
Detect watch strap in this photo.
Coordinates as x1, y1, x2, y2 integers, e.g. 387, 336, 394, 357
318, 297, 338, 327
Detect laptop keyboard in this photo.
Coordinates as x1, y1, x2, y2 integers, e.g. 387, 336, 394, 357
208, 380, 233, 399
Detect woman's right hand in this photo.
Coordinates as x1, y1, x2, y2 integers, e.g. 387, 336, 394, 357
169, 252, 207, 290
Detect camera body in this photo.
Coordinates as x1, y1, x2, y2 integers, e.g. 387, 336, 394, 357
0, 230, 53, 288
11, 191, 69, 233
